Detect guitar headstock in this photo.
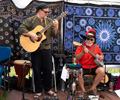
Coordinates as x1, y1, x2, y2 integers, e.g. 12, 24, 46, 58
60, 11, 69, 18
73, 41, 82, 46
55, 11, 68, 21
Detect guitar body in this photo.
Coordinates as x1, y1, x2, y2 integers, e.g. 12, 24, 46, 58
19, 11, 68, 52
101, 74, 109, 83
73, 41, 108, 84
94, 59, 104, 67
20, 25, 46, 52
73, 41, 104, 67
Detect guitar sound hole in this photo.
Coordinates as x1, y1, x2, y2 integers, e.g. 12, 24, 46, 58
30, 37, 35, 43
36, 32, 42, 42
37, 36, 42, 42
36, 32, 41, 36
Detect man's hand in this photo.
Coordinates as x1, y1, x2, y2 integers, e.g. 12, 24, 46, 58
53, 19, 58, 26
83, 47, 88, 53
98, 55, 104, 61
53, 19, 58, 35
28, 32, 39, 41
76, 47, 88, 61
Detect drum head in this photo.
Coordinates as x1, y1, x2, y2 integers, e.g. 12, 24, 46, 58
14, 60, 31, 65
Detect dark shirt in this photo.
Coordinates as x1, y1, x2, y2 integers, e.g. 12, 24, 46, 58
18, 15, 57, 50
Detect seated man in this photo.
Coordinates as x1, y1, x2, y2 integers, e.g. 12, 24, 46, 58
75, 28, 105, 96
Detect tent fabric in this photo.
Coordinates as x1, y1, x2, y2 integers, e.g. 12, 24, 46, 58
64, 2, 120, 64
1, 0, 120, 64
115, 75, 120, 90
11, 0, 120, 9
0, 0, 63, 63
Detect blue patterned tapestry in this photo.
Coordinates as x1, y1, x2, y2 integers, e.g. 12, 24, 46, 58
64, 2, 120, 64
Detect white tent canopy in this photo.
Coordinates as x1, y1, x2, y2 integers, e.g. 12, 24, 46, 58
11, 0, 63, 9
10, 0, 120, 9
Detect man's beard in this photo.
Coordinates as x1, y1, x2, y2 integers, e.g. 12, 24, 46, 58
86, 42, 93, 47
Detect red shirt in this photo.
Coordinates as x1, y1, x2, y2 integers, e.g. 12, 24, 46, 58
75, 43, 102, 69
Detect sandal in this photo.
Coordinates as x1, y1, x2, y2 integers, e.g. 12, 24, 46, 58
33, 93, 42, 100
87, 90, 97, 96
78, 91, 84, 98
45, 90, 57, 97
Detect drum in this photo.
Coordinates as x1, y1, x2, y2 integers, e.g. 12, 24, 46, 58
13, 60, 32, 87
13, 60, 31, 78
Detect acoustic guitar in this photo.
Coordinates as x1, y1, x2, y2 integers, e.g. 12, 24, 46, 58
20, 11, 68, 52
73, 41, 109, 83
73, 41, 104, 67
100, 73, 109, 83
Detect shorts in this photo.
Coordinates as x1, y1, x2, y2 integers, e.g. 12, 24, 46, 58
83, 66, 99, 75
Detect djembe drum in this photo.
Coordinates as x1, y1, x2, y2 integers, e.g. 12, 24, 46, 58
13, 60, 32, 88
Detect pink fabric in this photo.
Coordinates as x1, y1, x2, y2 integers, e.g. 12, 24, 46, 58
115, 75, 120, 90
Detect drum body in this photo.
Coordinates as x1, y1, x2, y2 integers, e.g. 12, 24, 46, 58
13, 60, 31, 78
13, 60, 31, 87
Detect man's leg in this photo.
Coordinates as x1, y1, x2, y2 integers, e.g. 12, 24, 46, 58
31, 51, 43, 99
42, 49, 57, 96
89, 67, 105, 90
78, 74, 85, 92
77, 74, 85, 98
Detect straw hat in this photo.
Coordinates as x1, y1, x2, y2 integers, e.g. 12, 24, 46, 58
80, 28, 96, 40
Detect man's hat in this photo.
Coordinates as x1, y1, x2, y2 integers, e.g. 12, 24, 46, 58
36, 3, 49, 12
80, 28, 96, 40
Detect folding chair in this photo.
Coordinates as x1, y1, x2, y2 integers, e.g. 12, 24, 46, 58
0, 46, 11, 95
52, 56, 57, 92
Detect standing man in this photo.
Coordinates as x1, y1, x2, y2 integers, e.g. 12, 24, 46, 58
75, 28, 105, 96
18, 3, 58, 100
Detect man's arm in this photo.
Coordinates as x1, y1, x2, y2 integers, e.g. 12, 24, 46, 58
53, 19, 58, 35
18, 17, 39, 41
23, 32, 39, 41
76, 47, 88, 60
97, 45, 104, 61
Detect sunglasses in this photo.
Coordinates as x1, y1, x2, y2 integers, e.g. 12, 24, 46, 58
41, 9, 49, 13
86, 38, 94, 41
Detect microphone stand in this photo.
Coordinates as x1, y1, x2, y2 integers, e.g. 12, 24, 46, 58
21, 62, 29, 100
104, 61, 107, 87
72, 75, 76, 100
69, 71, 77, 100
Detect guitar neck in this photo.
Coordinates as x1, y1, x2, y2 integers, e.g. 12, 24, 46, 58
41, 14, 62, 33
81, 45, 97, 59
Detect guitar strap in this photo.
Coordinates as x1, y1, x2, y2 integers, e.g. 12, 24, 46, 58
89, 44, 97, 74
45, 18, 46, 27
32, 16, 46, 26
41, 18, 46, 27
92, 44, 97, 52
32, 16, 37, 23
